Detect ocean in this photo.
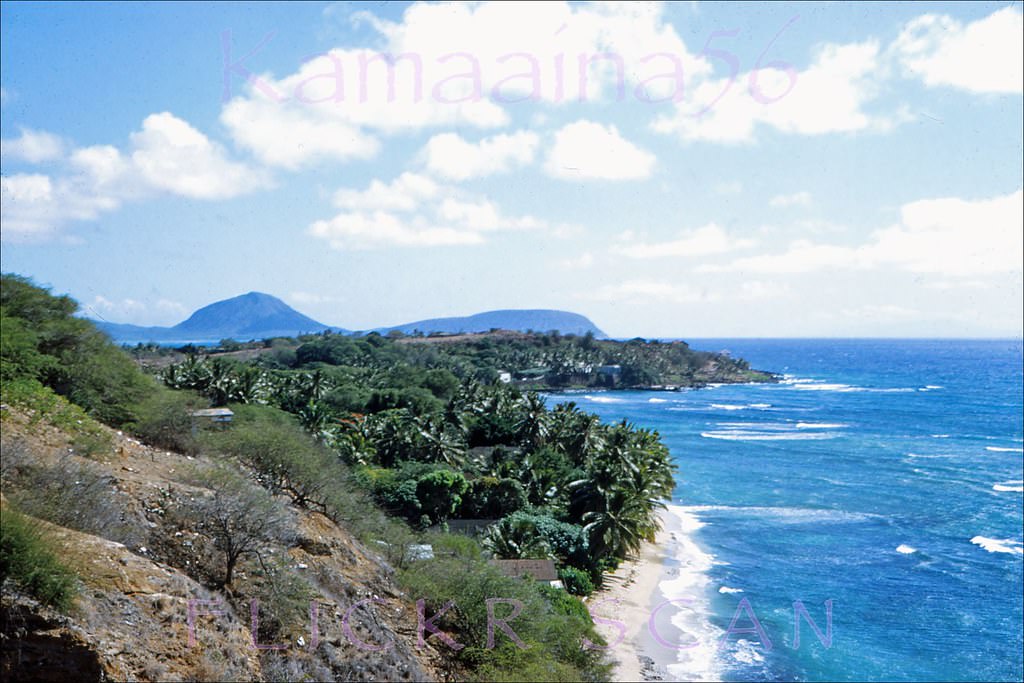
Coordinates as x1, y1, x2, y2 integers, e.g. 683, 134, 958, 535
548, 339, 1023, 682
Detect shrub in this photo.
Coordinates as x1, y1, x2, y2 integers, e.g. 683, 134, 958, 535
129, 387, 206, 454
1, 437, 138, 546
557, 566, 594, 596
178, 465, 294, 586
0, 506, 78, 611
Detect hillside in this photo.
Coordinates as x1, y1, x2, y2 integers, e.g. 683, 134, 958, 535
1, 274, 620, 681
0, 408, 438, 682
95, 292, 337, 344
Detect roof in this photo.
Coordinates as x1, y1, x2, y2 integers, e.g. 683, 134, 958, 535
490, 559, 558, 582
190, 408, 234, 418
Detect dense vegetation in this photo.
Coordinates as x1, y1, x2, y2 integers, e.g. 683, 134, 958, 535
158, 344, 678, 587
2, 274, 691, 679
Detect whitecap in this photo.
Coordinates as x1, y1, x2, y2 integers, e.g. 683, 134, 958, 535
683, 505, 879, 524
970, 536, 1024, 555
583, 395, 623, 403
649, 397, 668, 403
718, 586, 744, 594
701, 430, 838, 441
748, 403, 772, 409
730, 639, 766, 665
993, 480, 1024, 492
931, 434, 951, 439
896, 544, 917, 554
986, 446, 1024, 453
795, 422, 848, 429
710, 403, 747, 411
791, 382, 854, 391
659, 505, 723, 682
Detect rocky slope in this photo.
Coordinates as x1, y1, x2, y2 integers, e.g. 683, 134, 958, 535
0, 408, 441, 682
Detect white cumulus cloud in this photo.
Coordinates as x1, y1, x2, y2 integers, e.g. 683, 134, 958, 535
615, 223, 757, 259
1, 127, 65, 163
703, 189, 1023, 277
544, 120, 655, 180
894, 7, 1023, 94
421, 131, 538, 181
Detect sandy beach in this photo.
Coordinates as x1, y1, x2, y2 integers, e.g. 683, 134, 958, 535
588, 509, 681, 682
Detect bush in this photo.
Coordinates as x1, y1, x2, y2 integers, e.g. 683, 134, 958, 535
0, 506, 78, 611
129, 387, 206, 454
1, 274, 157, 427
0, 377, 110, 446
557, 566, 594, 596
1, 446, 139, 546
397, 547, 610, 681
177, 465, 294, 586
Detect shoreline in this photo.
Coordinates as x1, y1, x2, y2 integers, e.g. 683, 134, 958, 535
590, 506, 717, 682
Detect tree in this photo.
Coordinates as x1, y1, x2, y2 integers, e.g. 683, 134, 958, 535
415, 469, 468, 525
187, 467, 293, 586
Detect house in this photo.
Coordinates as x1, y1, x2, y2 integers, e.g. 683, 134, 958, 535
596, 364, 622, 386
190, 407, 234, 422
490, 559, 563, 589
405, 544, 435, 561
435, 519, 499, 537
189, 407, 234, 435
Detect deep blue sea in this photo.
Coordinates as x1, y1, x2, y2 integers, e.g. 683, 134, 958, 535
549, 339, 1023, 682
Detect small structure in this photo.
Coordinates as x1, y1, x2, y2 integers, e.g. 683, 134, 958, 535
490, 559, 563, 588
596, 364, 622, 387
405, 544, 435, 562
497, 370, 513, 384
190, 407, 234, 436
190, 408, 234, 423
437, 519, 498, 537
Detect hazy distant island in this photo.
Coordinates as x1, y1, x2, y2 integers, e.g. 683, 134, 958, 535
94, 291, 775, 390
93, 291, 607, 344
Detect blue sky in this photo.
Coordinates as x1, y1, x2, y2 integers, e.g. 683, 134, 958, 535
2, 1, 1021, 337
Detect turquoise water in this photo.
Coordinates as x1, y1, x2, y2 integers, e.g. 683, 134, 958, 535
549, 339, 1023, 682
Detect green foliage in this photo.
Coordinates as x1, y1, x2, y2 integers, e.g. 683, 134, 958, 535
398, 542, 609, 681
1, 274, 156, 426
0, 506, 79, 611
484, 512, 589, 566
557, 566, 594, 596
0, 377, 111, 448
415, 469, 468, 525
460, 477, 528, 518
129, 387, 206, 455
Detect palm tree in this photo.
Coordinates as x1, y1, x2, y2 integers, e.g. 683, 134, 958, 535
515, 392, 550, 449
484, 516, 552, 559
415, 416, 467, 467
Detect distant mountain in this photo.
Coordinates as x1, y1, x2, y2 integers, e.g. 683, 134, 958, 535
377, 309, 606, 338
95, 292, 338, 344
95, 294, 605, 345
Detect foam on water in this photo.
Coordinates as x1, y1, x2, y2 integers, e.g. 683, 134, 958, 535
658, 505, 723, 682
684, 505, 881, 524
583, 394, 624, 404
795, 421, 848, 429
993, 480, 1024, 493
896, 544, 917, 554
986, 446, 1024, 453
719, 586, 744, 594
701, 430, 839, 441
970, 536, 1024, 555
